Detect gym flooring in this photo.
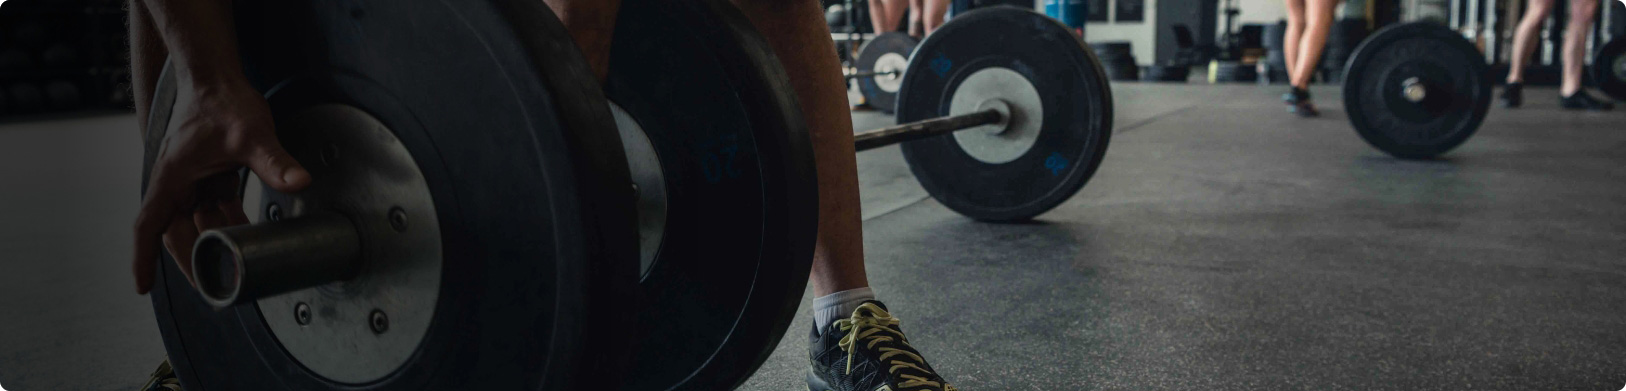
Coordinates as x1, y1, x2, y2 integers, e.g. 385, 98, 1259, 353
1, 83, 1622, 390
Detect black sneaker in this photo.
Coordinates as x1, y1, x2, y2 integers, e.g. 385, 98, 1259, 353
1283, 87, 1318, 117
139, 360, 183, 391
1281, 87, 1302, 105
807, 301, 956, 391
1560, 90, 1614, 111
1501, 82, 1523, 108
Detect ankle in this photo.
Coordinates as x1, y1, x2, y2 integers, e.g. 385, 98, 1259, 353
812, 287, 875, 329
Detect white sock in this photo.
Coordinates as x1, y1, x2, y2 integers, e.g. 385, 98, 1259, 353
813, 287, 875, 333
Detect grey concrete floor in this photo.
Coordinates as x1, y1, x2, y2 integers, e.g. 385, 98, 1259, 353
1, 83, 1623, 391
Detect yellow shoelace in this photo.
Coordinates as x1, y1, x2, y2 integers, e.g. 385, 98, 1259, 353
835, 303, 955, 391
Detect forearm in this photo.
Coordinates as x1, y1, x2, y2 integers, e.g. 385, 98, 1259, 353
129, 0, 167, 135
138, 0, 247, 91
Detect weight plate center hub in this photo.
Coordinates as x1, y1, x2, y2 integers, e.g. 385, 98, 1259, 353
874, 53, 908, 93
257, 104, 442, 384
608, 101, 668, 279
949, 67, 1043, 164
1401, 77, 1427, 103
1615, 55, 1626, 79
1378, 61, 1453, 123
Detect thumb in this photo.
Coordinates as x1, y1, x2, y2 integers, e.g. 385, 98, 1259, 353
243, 142, 312, 193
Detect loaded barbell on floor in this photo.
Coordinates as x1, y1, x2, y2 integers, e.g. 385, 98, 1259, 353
139, 3, 1105, 391
1339, 21, 1492, 159
851, 32, 917, 113
856, 9, 1114, 222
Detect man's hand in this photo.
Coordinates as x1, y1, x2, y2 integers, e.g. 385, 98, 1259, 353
133, 80, 312, 294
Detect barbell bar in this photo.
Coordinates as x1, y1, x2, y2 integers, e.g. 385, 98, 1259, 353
844, 69, 901, 79
184, 98, 1006, 309
853, 105, 1006, 152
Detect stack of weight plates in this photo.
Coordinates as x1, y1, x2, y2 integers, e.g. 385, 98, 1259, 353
1089, 41, 1139, 81
1320, 18, 1367, 83
1208, 60, 1257, 83
1261, 21, 1289, 83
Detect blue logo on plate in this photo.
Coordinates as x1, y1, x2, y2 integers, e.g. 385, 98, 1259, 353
1044, 152, 1069, 176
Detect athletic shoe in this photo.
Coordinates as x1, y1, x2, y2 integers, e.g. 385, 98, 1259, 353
1281, 88, 1301, 105
1560, 90, 1615, 111
1284, 87, 1319, 117
807, 301, 956, 391
139, 360, 183, 391
1501, 82, 1523, 108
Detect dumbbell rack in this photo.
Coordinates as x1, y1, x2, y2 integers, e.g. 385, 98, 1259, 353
0, 0, 130, 117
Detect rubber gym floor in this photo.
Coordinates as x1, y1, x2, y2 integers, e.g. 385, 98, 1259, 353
0, 83, 1622, 390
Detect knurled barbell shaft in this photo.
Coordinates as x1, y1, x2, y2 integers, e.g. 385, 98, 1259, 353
190, 212, 362, 308
854, 108, 1004, 152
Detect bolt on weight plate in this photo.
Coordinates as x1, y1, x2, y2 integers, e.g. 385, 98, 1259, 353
856, 32, 919, 113
1593, 38, 1626, 102
1341, 22, 1491, 159
137, 0, 638, 389
895, 7, 1113, 222
605, 0, 819, 389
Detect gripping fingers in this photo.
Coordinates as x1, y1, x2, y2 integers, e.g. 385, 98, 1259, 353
133, 154, 207, 294
220, 199, 251, 226
194, 203, 231, 233
162, 213, 201, 285
193, 171, 242, 232
133, 174, 184, 294
132, 209, 163, 295
245, 143, 312, 193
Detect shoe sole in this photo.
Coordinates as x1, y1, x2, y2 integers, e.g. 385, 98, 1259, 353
1288, 105, 1319, 117
806, 369, 835, 391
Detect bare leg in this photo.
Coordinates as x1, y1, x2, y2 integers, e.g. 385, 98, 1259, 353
731, 0, 869, 296
128, 0, 169, 135
1289, 0, 1338, 90
544, 0, 623, 83
869, 0, 889, 33
1507, 0, 1556, 84
922, 0, 949, 34
885, 0, 908, 32
870, 0, 908, 33
908, 0, 924, 37
1560, 0, 1598, 95
1282, 0, 1306, 77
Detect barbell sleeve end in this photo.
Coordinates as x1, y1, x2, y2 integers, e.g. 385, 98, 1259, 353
190, 212, 362, 309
